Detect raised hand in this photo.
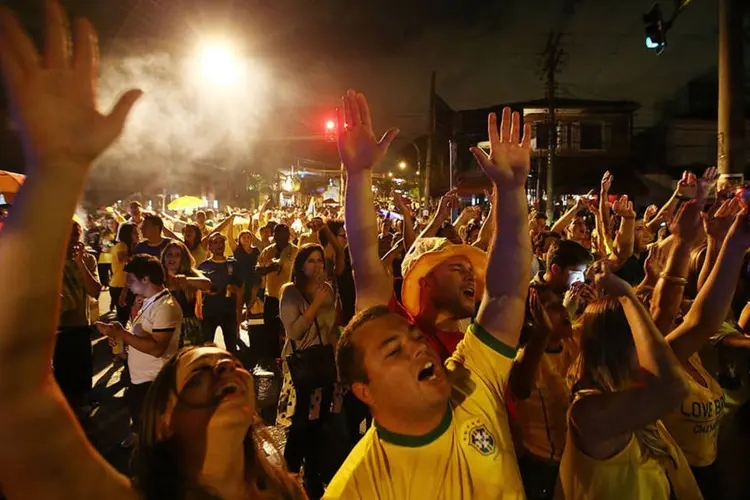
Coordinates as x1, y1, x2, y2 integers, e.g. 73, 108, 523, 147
309, 216, 326, 233
590, 260, 632, 298
697, 166, 719, 203
0, 1, 143, 170
470, 107, 531, 190
601, 171, 613, 193
336, 90, 399, 174
612, 195, 636, 219
670, 199, 703, 245
643, 244, 667, 284
437, 188, 459, 218
643, 204, 659, 223
703, 197, 740, 241
391, 190, 411, 214
528, 288, 553, 333
675, 171, 698, 200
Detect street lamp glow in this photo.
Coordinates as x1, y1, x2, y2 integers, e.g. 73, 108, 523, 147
198, 41, 243, 86
399, 161, 407, 169
388, 172, 393, 177
325, 120, 335, 130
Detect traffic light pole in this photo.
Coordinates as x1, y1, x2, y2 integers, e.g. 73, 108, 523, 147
717, 0, 745, 179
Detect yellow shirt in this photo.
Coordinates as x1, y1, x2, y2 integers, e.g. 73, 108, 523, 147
516, 337, 579, 462
110, 242, 128, 288
191, 245, 208, 266
258, 244, 298, 299
557, 399, 701, 499
662, 354, 725, 467
323, 324, 525, 500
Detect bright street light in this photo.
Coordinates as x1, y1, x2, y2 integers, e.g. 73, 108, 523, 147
325, 120, 336, 130
197, 41, 244, 86
399, 161, 407, 169
388, 172, 393, 177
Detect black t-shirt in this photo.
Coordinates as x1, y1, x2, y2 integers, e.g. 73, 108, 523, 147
134, 238, 171, 259
616, 253, 647, 286
85, 227, 103, 254
233, 246, 260, 288
171, 287, 197, 318
198, 258, 243, 315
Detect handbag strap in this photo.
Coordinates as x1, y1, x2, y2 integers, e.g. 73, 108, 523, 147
289, 292, 324, 352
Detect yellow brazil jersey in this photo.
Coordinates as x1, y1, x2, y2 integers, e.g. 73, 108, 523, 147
516, 337, 579, 462
109, 242, 128, 288
323, 323, 525, 500
557, 394, 701, 500
662, 353, 725, 467
191, 245, 208, 266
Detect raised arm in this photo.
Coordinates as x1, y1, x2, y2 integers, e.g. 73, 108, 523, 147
666, 208, 750, 363
392, 191, 416, 252
698, 197, 740, 290
0, 2, 142, 498
473, 202, 494, 251
417, 188, 458, 240
319, 220, 346, 277
201, 213, 236, 246
649, 197, 702, 334
645, 173, 688, 234
608, 195, 635, 270
550, 197, 586, 236
569, 266, 687, 458
472, 108, 532, 348
337, 90, 399, 311
508, 289, 554, 400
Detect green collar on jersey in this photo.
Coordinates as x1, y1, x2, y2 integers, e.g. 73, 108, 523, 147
375, 404, 452, 448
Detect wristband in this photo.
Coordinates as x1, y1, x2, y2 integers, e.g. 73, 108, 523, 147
659, 273, 688, 286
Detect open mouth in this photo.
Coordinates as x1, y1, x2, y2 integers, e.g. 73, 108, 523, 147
462, 287, 475, 299
417, 361, 438, 382
216, 382, 242, 400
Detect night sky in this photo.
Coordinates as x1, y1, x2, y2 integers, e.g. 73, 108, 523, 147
0, 0, 748, 184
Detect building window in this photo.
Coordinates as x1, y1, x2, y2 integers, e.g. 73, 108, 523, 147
579, 123, 604, 150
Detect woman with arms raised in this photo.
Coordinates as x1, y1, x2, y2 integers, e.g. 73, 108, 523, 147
0, 2, 304, 499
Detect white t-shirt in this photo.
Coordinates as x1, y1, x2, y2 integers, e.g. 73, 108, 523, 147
128, 289, 182, 385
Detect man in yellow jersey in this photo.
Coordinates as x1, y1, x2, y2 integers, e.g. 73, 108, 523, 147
324, 90, 531, 499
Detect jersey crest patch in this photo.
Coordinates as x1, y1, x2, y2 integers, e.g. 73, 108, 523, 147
465, 422, 495, 455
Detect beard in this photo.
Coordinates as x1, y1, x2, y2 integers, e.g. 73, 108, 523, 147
432, 292, 474, 319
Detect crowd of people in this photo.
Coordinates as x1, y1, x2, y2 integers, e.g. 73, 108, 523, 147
1, 2, 750, 500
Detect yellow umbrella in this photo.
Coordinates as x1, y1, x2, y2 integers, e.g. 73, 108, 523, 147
168, 195, 204, 211
0, 170, 26, 203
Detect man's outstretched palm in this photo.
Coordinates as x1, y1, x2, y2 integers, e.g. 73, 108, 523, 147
470, 107, 531, 189
0, 2, 142, 170
336, 90, 399, 173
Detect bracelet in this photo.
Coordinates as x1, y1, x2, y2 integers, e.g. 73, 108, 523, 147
659, 273, 688, 286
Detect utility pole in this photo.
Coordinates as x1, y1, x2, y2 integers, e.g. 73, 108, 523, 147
717, 0, 745, 181
540, 33, 564, 219
424, 71, 436, 203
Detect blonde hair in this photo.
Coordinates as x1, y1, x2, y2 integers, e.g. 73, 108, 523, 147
574, 299, 676, 466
